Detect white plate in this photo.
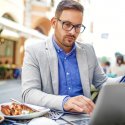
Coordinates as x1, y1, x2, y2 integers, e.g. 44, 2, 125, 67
0, 102, 50, 120
0, 115, 4, 123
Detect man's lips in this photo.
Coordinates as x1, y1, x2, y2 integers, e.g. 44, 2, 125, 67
66, 36, 75, 41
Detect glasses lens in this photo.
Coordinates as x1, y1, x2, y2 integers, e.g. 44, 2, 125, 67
58, 18, 86, 33
62, 22, 73, 31
75, 25, 82, 33
79, 25, 86, 33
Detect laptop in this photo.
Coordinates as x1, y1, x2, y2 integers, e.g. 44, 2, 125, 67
70, 83, 125, 125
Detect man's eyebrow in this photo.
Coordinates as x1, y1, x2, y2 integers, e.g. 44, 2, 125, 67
62, 20, 82, 25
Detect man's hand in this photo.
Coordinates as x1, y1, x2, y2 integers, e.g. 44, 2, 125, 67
63, 95, 95, 114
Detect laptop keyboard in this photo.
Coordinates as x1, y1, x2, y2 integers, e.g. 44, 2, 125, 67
71, 118, 90, 125
60, 117, 90, 125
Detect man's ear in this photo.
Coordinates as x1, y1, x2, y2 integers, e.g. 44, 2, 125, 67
51, 17, 57, 28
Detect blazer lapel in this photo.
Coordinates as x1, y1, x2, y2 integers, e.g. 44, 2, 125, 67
45, 37, 59, 95
76, 44, 91, 98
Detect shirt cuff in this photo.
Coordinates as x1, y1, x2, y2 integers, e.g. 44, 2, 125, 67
62, 96, 71, 111
120, 76, 125, 83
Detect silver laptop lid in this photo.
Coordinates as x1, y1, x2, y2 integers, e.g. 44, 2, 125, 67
89, 83, 125, 125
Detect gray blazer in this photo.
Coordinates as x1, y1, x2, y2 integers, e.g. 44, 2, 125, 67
22, 37, 121, 110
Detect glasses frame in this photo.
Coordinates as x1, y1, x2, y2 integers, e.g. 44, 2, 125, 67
56, 18, 86, 33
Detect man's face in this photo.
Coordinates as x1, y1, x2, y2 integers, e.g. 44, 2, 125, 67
51, 9, 83, 52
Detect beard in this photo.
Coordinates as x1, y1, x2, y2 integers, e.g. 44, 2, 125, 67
54, 31, 77, 50
62, 35, 76, 47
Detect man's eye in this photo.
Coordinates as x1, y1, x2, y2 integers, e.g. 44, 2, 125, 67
64, 22, 72, 27
76, 25, 82, 28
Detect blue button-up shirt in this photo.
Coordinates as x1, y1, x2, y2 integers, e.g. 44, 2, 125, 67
52, 38, 83, 97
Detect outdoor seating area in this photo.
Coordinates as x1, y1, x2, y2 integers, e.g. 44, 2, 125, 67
0, 63, 21, 80
1, 0, 125, 125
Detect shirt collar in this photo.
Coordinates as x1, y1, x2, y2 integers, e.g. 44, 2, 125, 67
52, 37, 63, 53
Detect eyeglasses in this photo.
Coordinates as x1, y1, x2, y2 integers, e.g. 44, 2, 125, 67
56, 18, 86, 33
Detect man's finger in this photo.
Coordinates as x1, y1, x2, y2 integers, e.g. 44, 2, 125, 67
80, 96, 95, 109
70, 102, 84, 112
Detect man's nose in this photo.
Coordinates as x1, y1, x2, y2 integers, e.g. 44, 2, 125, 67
69, 27, 76, 34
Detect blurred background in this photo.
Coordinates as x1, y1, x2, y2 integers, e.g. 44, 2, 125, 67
0, 0, 125, 102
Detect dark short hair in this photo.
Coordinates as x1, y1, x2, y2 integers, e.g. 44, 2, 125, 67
55, 0, 84, 18
116, 55, 124, 64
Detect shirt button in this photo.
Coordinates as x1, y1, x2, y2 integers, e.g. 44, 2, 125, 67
66, 72, 69, 75
68, 87, 71, 90
64, 57, 67, 60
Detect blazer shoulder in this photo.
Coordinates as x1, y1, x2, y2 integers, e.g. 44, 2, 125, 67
76, 41, 94, 51
25, 38, 48, 52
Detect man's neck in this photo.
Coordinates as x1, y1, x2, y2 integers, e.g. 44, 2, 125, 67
53, 36, 73, 53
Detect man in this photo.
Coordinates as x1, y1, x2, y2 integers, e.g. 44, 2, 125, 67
22, 0, 121, 114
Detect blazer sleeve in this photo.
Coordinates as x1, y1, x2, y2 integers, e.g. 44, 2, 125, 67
22, 45, 66, 111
